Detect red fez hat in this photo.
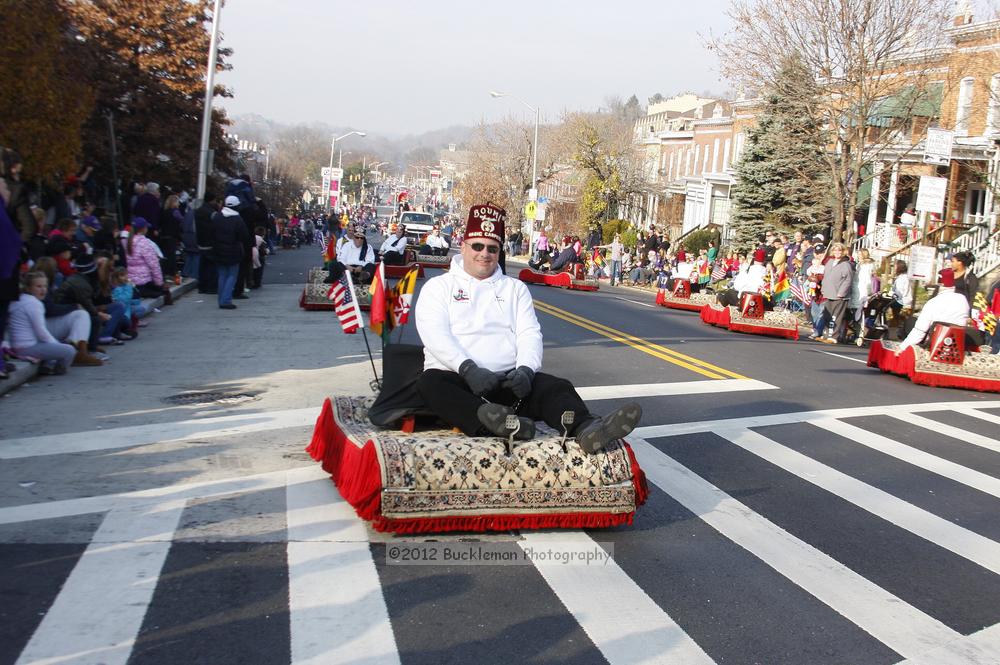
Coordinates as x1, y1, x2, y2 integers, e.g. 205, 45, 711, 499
753, 248, 766, 263
465, 203, 505, 244
938, 267, 955, 288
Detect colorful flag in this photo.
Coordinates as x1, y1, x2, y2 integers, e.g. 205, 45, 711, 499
327, 271, 362, 334
322, 233, 336, 264
760, 269, 773, 299
391, 266, 419, 326
772, 270, 791, 302
973, 291, 998, 335
591, 248, 606, 268
790, 277, 812, 306
710, 262, 727, 282
369, 262, 390, 336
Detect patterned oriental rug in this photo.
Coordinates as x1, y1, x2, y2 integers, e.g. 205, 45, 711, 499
299, 268, 372, 311
699, 304, 799, 340
656, 290, 717, 312
867, 340, 1000, 393
306, 396, 648, 533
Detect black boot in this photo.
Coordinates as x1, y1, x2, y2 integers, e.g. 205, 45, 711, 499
574, 402, 642, 454
477, 403, 535, 441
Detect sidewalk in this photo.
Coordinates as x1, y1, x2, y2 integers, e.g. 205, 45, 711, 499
1, 278, 198, 398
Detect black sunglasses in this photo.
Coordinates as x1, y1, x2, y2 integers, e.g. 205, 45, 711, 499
469, 242, 500, 254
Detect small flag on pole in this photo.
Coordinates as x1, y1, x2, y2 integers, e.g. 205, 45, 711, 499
391, 266, 419, 326
710, 262, 727, 282
369, 262, 390, 336
789, 277, 812, 306
327, 271, 362, 334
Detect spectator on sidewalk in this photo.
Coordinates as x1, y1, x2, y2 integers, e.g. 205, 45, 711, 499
211, 195, 249, 309
251, 226, 267, 289
52, 257, 110, 363
950, 251, 979, 302
819, 243, 853, 344
132, 182, 161, 233
7, 272, 86, 372
125, 218, 172, 304
195, 192, 219, 294
158, 194, 183, 281
180, 201, 199, 280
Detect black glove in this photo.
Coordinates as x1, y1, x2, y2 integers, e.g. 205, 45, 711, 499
502, 366, 535, 399
459, 359, 501, 396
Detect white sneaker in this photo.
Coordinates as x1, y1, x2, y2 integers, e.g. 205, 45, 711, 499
93, 351, 111, 361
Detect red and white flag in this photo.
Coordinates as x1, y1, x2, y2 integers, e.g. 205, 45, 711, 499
327, 271, 363, 334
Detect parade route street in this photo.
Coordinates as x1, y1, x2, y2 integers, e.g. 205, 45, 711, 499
3, 246, 1000, 665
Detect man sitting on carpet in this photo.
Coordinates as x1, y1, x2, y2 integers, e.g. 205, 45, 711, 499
895, 268, 970, 355
380, 224, 408, 265
716, 248, 767, 307
414, 203, 641, 453
421, 227, 450, 256
328, 226, 376, 284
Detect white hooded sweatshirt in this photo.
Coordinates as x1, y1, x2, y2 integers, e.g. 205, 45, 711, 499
415, 254, 543, 373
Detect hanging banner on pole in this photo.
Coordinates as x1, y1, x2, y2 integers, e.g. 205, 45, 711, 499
923, 128, 954, 166
915, 175, 947, 214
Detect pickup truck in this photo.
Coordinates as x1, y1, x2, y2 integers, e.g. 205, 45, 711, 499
399, 211, 436, 246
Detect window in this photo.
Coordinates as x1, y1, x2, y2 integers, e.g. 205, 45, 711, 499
723, 138, 732, 168
987, 74, 1000, 134
955, 76, 974, 136
712, 138, 720, 172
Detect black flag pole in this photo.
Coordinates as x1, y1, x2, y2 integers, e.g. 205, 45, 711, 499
360, 327, 381, 390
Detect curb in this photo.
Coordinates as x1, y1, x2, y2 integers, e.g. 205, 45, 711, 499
0, 278, 198, 398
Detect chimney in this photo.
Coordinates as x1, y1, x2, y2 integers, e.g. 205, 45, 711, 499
954, 0, 973, 26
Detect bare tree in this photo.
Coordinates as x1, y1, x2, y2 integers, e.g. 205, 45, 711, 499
710, 0, 953, 241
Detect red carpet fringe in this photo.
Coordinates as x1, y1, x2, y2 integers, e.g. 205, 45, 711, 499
727, 321, 799, 339
306, 398, 646, 532
868, 341, 1000, 393
306, 398, 382, 520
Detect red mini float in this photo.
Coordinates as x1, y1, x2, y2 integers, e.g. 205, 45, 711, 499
656, 279, 717, 312
404, 248, 451, 270
518, 264, 599, 292
867, 324, 1000, 393
697, 293, 799, 340
306, 396, 647, 533
383, 263, 426, 279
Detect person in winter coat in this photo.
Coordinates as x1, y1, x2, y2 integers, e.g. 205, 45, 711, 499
158, 194, 183, 280
211, 195, 249, 309
819, 243, 853, 344
124, 218, 171, 303
195, 192, 219, 293
132, 182, 162, 233
413, 203, 642, 454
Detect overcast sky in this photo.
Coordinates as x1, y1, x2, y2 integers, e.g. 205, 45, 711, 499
216, 0, 733, 135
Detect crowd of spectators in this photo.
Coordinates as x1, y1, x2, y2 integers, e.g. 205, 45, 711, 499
0, 144, 281, 379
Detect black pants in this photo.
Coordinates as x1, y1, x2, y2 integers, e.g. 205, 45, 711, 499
382, 251, 405, 265
825, 298, 849, 340
416, 369, 591, 436
159, 237, 178, 276
198, 254, 218, 293
328, 261, 375, 284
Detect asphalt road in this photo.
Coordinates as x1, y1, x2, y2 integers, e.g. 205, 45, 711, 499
1, 244, 999, 665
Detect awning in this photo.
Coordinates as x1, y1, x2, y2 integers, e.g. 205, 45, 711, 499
866, 82, 943, 127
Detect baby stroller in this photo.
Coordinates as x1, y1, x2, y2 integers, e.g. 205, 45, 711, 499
855, 292, 895, 346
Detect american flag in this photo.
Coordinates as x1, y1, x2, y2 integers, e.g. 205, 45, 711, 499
790, 277, 812, 306
710, 262, 727, 281
327, 271, 362, 334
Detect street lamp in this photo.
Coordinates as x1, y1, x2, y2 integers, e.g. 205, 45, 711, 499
327, 130, 366, 212
490, 90, 539, 202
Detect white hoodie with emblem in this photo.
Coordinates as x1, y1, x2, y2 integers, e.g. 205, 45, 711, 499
415, 254, 543, 373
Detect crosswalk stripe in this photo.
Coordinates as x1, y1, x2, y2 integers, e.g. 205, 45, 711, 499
893, 623, 1000, 665
715, 428, 1000, 576
520, 531, 715, 665
953, 407, 1000, 427
576, 378, 776, 400
15, 501, 184, 665
815, 418, 1000, 499
629, 436, 960, 660
632, 400, 1000, 439
285, 467, 400, 665
891, 413, 1000, 454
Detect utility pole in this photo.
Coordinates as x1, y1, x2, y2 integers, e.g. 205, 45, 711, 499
196, 0, 223, 202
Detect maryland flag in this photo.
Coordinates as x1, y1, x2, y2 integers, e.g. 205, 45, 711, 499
973, 291, 998, 336
391, 266, 419, 326
772, 269, 791, 302
369, 262, 391, 337
760, 269, 773, 300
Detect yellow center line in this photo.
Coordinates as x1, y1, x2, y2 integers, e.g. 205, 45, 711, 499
534, 300, 748, 381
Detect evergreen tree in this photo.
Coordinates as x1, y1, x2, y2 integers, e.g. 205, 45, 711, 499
731, 55, 831, 250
